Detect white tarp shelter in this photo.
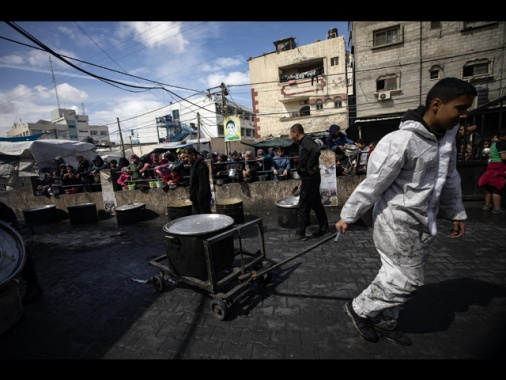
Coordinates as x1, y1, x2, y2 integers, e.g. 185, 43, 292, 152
0, 139, 96, 188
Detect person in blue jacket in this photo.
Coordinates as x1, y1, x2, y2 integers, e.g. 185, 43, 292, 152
326, 124, 354, 155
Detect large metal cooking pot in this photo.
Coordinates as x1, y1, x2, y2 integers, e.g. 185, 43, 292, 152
22, 204, 57, 225
0, 221, 26, 289
275, 197, 300, 229
344, 143, 360, 157
291, 170, 301, 180
163, 214, 235, 279
0, 221, 26, 335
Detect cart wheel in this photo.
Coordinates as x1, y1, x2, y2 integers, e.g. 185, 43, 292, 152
153, 275, 166, 292
210, 299, 228, 321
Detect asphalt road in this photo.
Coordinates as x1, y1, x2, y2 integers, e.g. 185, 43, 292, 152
1, 201, 505, 360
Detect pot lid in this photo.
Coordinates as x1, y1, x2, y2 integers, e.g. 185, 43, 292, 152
23, 204, 56, 212
163, 214, 234, 235
0, 221, 26, 286
216, 198, 242, 206
275, 196, 300, 208
115, 203, 146, 212
68, 203, 96, 209
168, 200, 192, 207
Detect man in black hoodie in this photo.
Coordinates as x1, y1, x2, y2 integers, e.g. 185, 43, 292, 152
290, 123, 329, 241
183, 146, 212, 214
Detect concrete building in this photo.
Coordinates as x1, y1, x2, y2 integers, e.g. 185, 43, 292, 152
349, 21, 506, 142
6, 108, 111, 146
248, 27, 352, 137
134, 94, 255, 145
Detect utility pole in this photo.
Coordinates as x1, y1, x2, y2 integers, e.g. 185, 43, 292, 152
220, 83, 229, 154
220, 82, 228, 116
116, 118, 126, 158
49, 56, 61, 110
197, 112, 201, 152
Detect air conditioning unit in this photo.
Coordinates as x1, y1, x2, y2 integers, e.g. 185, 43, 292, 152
378, 91, 391, 101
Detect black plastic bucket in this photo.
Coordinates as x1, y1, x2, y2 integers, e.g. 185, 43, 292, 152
67, 203, 98, 225
163, 214, 235, 279
167, 200, 192, 221
22, 204, 57, 225
216, 198, 244, 224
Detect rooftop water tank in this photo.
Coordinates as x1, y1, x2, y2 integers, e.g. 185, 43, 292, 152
327, 28, 338, 39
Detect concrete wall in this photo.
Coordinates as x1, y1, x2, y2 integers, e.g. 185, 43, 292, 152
0, 175, 366, 223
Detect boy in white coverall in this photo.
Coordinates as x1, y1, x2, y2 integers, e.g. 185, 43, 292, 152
335, 77, 477, 346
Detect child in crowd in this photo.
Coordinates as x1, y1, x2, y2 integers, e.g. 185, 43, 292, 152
162, 164, 181, 188
117, 167, 132, 188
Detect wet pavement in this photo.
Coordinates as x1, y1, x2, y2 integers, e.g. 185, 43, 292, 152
1, 201, 505, 360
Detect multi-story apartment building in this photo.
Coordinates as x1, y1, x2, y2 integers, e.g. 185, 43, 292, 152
248, 27, 352, 138
349, 21, 506, 142
6, 108, 111, 146
135, 94, 255, 145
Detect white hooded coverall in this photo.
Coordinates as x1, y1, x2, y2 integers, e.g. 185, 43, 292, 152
339, 110, 467, 329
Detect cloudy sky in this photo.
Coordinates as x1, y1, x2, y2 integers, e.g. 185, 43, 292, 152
0, 21, 350, 143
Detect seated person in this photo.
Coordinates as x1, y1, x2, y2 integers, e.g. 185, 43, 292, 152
242, 151, 261, 182
272, 146, 291, 180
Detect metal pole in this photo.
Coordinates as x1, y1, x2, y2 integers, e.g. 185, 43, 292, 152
117, 118, 126, 158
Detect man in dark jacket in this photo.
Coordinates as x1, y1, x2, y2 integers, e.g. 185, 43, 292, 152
290, 123, 329, 241
183, 146, 212, 214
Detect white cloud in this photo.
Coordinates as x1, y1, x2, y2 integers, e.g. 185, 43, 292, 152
57, 83, 88, 103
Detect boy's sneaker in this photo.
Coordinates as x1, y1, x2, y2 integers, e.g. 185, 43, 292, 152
374, 327, 412, 346
492, 208, 505, 215
482, 205, 493, 211
291, 234, 308, 242
343, 302, 379, 343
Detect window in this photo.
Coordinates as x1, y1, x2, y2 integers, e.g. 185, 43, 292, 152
462, 60, 491, 79
429, 65, 441, 80
334, 98, 343, 108
90, 131, 98, 136
376, 74, 399, 91
218, 124, 224, 136
100, 131, 108, 136
373, 25, 402, 48
300, 106, 310, 116
430, 21, 441, 29
330, 57, 339, 66
315, 100, 324, 111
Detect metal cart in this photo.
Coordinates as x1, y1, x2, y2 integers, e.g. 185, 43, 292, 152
149, 216, 337, 320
